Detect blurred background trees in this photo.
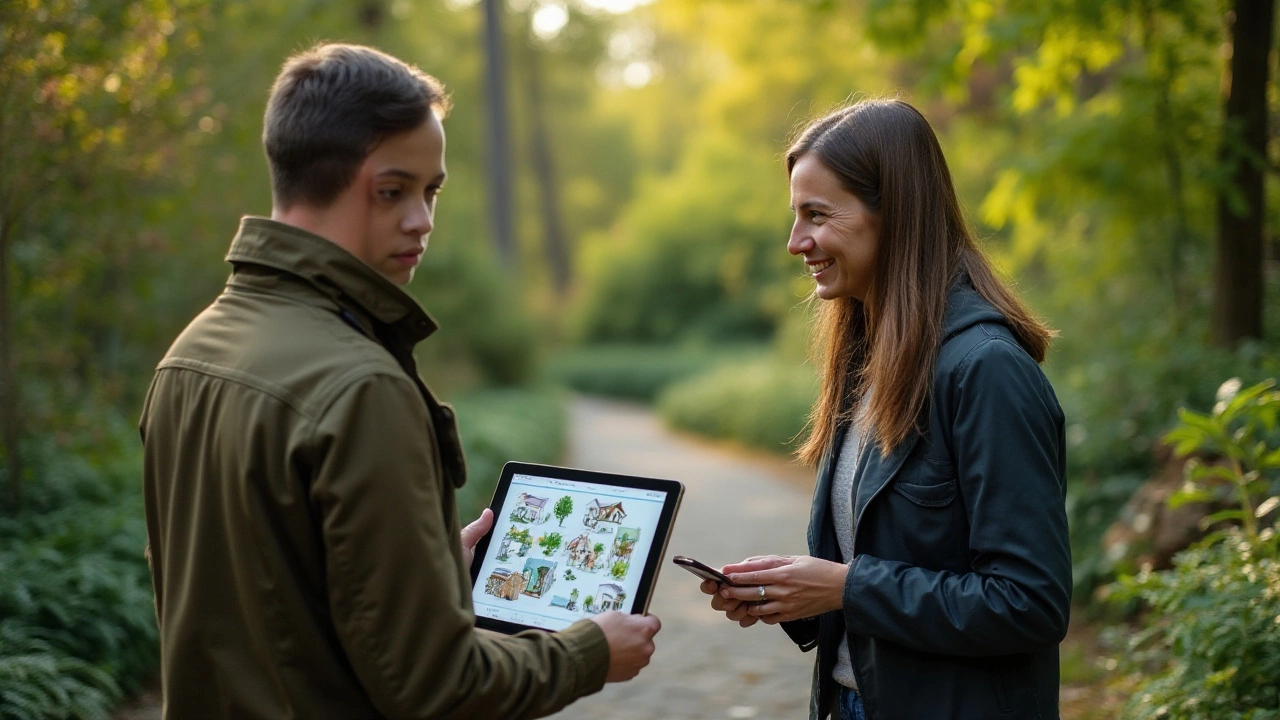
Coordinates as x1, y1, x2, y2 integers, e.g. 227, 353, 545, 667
1, 0, 1277, 717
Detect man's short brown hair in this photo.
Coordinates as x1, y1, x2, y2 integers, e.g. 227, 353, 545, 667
263, 43, 450, 210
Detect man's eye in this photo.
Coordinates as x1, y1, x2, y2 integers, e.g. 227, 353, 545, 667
810, 211, 826, 221
378, 187, 402, 201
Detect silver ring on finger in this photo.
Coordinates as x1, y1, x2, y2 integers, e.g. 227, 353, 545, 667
757, 584, 766, 601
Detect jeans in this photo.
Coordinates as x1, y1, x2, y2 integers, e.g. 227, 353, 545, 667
839, 687, 866, 720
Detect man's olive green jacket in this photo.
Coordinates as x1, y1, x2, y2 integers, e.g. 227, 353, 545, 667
140, 218, 609, 719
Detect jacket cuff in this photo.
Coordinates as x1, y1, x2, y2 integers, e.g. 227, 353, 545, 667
780, 617, 820, 651
558, 618, 611, 698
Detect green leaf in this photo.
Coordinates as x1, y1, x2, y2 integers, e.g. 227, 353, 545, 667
1169, 485, 1213, 508
1199, 508, 1245, 530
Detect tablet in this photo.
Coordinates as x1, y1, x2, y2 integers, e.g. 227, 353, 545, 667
469, 462, 684, 634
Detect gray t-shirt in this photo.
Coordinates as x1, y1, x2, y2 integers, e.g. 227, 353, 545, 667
831, 425, 864, 689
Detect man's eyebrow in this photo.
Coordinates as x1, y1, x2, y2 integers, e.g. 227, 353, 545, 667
376, 168, 447, 186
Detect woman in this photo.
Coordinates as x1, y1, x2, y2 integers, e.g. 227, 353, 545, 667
701, 99, 1071, 720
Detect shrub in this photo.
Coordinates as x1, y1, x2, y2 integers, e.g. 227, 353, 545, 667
0, 623, 119, 720
657, 357, 817, 455
452, 387, 569, 523
1056, 340, 1280, 599
1106, 378, 1280, 719
0, 417, 157, 720
547, 343, 767, 402
569, 137, 793, 345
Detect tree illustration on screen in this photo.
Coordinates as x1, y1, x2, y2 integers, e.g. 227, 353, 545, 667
554, 496, 573, 526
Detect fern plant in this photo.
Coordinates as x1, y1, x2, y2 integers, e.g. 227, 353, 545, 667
1109, 378, 1280, 720
0, 623, 120, 720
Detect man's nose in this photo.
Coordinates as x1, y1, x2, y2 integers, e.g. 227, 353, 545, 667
406, 201, 433, 236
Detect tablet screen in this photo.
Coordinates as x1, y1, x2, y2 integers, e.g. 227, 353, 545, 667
470, 464, 681, 633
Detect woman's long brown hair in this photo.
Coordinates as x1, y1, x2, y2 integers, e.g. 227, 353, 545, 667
791, 99, 1054, 467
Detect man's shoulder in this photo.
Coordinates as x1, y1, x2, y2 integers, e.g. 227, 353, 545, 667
158, 290, 409, 422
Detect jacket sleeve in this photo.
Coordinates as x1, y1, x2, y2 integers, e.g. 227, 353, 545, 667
309, 373, 610, 720
780, 617, 820, 651
843, 337, 1071, 657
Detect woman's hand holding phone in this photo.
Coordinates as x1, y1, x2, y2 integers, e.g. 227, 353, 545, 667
674, 555, 763, 627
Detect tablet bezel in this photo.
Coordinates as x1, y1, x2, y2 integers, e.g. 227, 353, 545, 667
468, 461, 684, 634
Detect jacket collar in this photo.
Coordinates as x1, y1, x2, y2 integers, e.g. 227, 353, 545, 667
940, 273, 1007, 343
224, 217, 438, 343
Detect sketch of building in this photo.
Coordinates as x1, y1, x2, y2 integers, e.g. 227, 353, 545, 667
511, 493, 549, 523
497, 527, 533, 560
564, 533, 593, 567
583, 499, 626, 528
485, 568, 525, 601
521, 558, 558, 598
595, 582, 625, 612
608, 527, 640, 564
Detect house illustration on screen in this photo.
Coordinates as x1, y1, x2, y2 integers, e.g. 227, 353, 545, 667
485, 568, 525, 601
521, 558, 558, 598
511, 493, 548, 523
583, 499, 626, 529
594, 582, 626, 612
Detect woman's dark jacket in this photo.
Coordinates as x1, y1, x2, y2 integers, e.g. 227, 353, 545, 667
782, 281, 1071, 720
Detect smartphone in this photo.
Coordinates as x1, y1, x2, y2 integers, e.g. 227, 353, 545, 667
672, 555, 738, 587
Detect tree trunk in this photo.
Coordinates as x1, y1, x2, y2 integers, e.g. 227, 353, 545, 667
0, 214, 21, 509
482, 0, 517, 269
1212, 0, 1274, 347
521, 38, 571, 295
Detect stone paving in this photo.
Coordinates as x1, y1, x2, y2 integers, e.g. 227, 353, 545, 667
113, 395, 817, 720
544, 396, 815, 720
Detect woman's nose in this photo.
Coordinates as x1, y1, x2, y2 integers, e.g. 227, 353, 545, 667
787, 221, 811, 256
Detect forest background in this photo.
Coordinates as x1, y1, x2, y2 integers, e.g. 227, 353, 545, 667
1, 0, 1278, 718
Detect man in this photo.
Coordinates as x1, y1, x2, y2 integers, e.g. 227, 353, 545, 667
140, 43, 660, 719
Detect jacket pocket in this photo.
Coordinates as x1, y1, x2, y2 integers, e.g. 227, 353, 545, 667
892, 457, 957, 507
990, 658, 1041, 717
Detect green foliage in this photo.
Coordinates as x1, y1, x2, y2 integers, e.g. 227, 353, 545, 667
570, 137, 792, 344
1106, 378, 1280, 719
0, 623, 119, 720
657, 357, 817, 454
0, 417, 156, 718
1164, 378, 1280, 543
1107, 528, 1280, 719
547, 343, 768, 402
539, 532, 564, 556
452, 387, 569, 524
610, 560, 629, 580
1056, 341, 1280, 598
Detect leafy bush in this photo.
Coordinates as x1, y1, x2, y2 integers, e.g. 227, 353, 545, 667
1107, 378, 1280, 719
0, 418, 156, 720
569, 136, 794, 345
1055, 340, 1280, 599
657, 357, 817, 454
452, 387, 569, 523
412, 236, 544, 387
547, 343, 767, 402
0, 623, 119, 720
